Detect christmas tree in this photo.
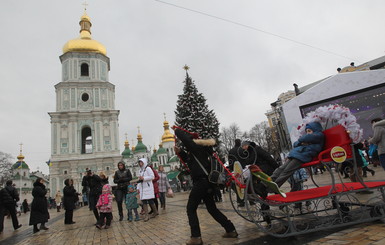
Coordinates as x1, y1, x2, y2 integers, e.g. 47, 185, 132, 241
174, 65, 220, 141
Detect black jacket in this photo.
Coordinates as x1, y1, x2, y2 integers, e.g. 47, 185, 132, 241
175, 128, 213, 181
228, 146, 242, 171
63, 179, 77, 211
82, 174, 102, 196
0, 187, 15, 206
29, 181, 49, 225
113, 166, 132, 190
239, 142, 279, 175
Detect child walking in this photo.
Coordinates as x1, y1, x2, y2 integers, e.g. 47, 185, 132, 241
95, 184, 113, 229
125, 184, 140, 222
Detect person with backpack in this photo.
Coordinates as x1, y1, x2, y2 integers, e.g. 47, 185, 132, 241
0, 180, 22, 233
173, 127, 237, 245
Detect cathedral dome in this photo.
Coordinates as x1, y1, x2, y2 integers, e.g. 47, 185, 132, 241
161, 120, 174, 143
156, 144, 167, 155
121, 140, 133, 158
13, 153, 29, 169
134, 133, 147, 153
151, 149, 158, 162
62, 13, 107, 55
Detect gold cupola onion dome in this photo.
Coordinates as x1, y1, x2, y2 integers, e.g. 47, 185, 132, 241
135, 132, 147, 153
161, 120, 174, 143
62, 12, 107, 55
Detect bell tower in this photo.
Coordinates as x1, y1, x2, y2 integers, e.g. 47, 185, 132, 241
48, 11, 121, 194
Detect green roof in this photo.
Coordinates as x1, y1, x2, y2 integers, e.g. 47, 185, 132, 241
157, 146, 167, 154
122, 146, 133, 158
12, 161, 29, 169
167, 171, 180, 179
167, 155, 179, 163
135, 141, 147, 153
151, 152, 158, 162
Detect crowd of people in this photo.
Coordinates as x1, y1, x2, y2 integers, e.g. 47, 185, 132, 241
1, 118, 384, 244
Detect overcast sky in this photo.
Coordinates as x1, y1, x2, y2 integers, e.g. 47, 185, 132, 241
1, 0, 385, 174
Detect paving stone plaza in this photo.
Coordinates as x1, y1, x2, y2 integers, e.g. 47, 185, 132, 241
1, 169, 385, 245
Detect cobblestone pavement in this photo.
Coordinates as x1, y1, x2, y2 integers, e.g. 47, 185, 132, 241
1, 166, 385, 245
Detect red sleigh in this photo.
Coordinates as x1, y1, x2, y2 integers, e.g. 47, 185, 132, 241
229, 124, 385, 237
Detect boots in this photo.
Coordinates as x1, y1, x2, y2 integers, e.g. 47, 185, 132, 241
163, 203, 166, 210
33, 225, 40, 234
57, 206, 60, 212
186, 237, 203, 245
149, 203, 158, 218
135, 214, 140, 221
128, 215, 133, 222
222, 230, 238, 238
40, 223, 49, 230
142, 204, 149, 222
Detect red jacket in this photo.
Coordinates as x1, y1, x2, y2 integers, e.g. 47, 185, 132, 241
149, 166, 160, 195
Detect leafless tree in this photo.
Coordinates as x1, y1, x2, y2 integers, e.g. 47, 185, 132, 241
219, 123, 242, 154
0, 151, 14, 187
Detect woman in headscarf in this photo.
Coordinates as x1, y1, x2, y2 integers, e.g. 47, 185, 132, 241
63, 179, 77, 225
29, 178, 50, 233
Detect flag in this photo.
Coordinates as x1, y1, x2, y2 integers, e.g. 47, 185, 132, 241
46, 159, 52, 167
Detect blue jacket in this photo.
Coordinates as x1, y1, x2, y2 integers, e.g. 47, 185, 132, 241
288, 122, 324, 163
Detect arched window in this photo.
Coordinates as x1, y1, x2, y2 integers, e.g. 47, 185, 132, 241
81, 127, 92, 154
81, 63, 89, 77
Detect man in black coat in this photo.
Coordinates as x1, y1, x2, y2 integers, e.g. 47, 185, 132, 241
82, 170, 102, 221
239, 140, 279, 224
239, 140, 279, 175
0, 180, 22, 233
174, 127, 237, 245
113, 161, 132, 221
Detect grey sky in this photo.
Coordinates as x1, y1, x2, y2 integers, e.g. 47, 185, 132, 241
1, 0, 384, 174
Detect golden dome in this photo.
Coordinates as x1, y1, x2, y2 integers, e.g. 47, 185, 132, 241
162, 120, 174, 143
62, 12, 107, 55
17, 153, 25, 161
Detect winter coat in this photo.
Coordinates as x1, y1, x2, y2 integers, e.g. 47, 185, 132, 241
288, 122, 325, 163
96, 184, 113, 213
149, 165, 160, 195
228, 145, 242, 171
113, 164, 132, 191
55, 191, 62, 204
238, 142, 279, 175
63, 179, 77, 211
1, 184, 19, 206
82, 174, 103, 197
369, 119, 385, 155
125, 188, 139, 209
29, 181, 49, 225
0, 188, 15, 206
22, 200, 29, 212
157, 171, 171, 193
175, 128, 214, 181
137, 158, 155, 200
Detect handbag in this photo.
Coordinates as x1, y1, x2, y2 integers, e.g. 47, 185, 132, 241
166, 188, 174, 198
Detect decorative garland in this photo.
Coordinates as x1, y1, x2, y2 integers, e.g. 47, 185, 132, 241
291, 104, 363, 143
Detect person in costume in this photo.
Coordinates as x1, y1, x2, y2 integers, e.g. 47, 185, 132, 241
173, 127, 237, 245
